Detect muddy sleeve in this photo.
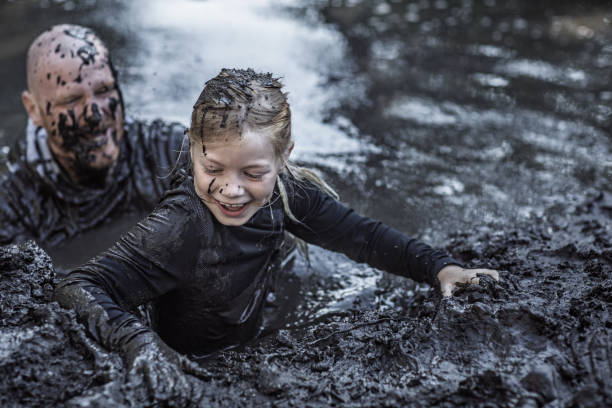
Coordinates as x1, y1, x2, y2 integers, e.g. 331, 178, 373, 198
284, 179, 460, 286
54, 198, 200, 350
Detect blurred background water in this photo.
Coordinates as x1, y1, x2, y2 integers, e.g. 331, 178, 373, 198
1, 0, 610, 321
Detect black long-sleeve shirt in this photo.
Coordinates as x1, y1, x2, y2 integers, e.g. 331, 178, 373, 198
56, 173, 459, 355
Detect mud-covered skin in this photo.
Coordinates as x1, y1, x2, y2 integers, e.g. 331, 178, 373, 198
24, 25, 126, 182
1, 190, 609, 406
0, 119, 186, 246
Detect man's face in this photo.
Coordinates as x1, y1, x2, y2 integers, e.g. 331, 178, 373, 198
28, 38, 124, 183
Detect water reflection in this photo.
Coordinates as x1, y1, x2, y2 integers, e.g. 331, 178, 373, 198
285, 0, 611, 245
109, 0, 372, 160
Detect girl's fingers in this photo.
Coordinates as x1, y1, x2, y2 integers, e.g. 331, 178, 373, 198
474, 268, 500, 281
440, 268, 500, 297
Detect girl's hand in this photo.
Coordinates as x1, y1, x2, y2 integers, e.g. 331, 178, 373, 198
124, 331, 207, 404
437, 265, 499, 297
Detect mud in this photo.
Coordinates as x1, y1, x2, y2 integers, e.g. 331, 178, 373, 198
1, 189, 609, 406
57, 109, 103, 166
62, 26, 100, 70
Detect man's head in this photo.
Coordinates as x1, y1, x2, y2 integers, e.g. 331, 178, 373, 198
21, 24, 125, 186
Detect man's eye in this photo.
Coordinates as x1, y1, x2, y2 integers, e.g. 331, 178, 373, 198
95, 85, 112, 95
61, 96, 80, 105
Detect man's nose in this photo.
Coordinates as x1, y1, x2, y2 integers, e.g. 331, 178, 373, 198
80, 92, 109, 126
82, 102, 102, 130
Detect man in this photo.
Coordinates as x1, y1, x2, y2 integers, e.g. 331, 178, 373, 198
1, 24, 186, 246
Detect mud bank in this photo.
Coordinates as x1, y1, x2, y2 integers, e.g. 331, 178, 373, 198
1, 190, 610, 407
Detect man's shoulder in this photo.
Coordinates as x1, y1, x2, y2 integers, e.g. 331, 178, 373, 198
1, 158, 43, 197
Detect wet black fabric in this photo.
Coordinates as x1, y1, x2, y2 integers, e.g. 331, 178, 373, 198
0, 119, 186, 246
56, 173, 460, 356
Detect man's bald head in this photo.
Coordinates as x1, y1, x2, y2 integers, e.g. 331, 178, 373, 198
22, 24, 125, 187
26, 24, 111, 96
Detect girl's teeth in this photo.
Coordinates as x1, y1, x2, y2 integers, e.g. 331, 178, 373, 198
222, 203, 245, 210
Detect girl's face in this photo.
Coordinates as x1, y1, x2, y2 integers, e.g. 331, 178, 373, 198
191, 129, 285, 226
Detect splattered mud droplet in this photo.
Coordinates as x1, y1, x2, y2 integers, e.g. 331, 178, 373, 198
207, 177, 216, 194
108, 97, 118, 119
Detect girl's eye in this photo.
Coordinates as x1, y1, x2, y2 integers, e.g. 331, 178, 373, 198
245, 172, 264, 180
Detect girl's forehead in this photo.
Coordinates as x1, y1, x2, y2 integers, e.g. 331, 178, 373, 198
205, 127, 273, 149
196, 128, 277, 163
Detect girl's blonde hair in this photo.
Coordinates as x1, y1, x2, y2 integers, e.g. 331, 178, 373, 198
187, 68, 338, 223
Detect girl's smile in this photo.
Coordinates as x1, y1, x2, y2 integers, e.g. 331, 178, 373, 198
215, 199, 252, 217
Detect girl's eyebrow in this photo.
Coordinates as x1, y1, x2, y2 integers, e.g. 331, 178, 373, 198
204, 157, 223, 166
204, 157, 271, 170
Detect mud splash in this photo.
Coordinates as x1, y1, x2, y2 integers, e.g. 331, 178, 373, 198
1, 190, 610, 406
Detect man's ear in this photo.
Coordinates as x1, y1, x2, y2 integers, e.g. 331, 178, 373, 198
21, 91, 44, 127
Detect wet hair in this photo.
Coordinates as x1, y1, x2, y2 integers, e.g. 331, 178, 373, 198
187, 68, 338, 223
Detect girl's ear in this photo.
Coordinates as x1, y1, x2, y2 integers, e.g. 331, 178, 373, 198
283, 142, 294, 162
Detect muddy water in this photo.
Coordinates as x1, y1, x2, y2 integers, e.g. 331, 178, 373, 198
0, 0, 611, 406
1, 190, 610, 406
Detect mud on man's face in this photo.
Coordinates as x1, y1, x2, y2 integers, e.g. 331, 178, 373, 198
26, 34, 124, 185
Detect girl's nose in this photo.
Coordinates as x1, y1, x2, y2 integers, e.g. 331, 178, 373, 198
220, 182, 243, 197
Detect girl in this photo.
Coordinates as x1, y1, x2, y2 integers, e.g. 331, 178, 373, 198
55, 68, 497, 382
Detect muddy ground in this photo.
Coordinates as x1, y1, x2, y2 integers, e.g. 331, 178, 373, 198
1, 189, 610, 407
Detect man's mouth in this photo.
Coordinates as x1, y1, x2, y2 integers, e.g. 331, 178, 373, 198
82, 127, 113, 148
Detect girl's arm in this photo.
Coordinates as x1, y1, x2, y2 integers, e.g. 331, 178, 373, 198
284, 177, 495, 291
54, 197, 200, 370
